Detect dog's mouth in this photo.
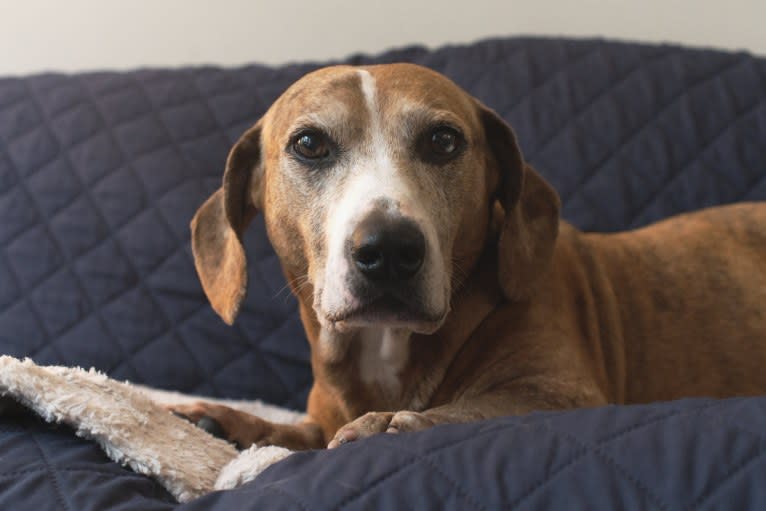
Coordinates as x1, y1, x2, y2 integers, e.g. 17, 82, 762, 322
322, 293, 447, 334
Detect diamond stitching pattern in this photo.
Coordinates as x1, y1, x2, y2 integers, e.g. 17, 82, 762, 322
206, 399, 766, 511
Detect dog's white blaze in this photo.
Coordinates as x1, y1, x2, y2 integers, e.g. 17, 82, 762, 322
359, 327, 410, 395
318, 69, 447, 327
358, 70, 388, 164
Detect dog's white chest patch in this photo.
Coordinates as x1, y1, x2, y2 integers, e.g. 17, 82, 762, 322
358, 328, 410, 396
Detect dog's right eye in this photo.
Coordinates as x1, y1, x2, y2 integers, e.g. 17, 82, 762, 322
291, 131, 332, 160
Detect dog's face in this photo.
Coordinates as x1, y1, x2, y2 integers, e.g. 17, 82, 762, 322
191, 64, 560, 332
260, 65, 493, 333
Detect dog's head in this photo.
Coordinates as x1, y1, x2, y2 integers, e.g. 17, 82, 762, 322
191, 64, 560, 332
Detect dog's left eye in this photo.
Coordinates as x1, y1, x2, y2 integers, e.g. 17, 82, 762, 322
292, 131, 332, 160
420, 125, 464, 163
431, 128, 459, 154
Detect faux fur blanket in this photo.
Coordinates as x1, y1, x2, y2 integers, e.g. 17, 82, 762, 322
0, 356, 305, 502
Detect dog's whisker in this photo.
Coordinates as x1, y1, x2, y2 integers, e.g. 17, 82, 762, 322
273, 274, 310, 301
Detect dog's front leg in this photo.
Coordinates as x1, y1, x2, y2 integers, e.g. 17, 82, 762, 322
326, 404, 503, 449
327, 381, 607, 448
169, 402, 325, 450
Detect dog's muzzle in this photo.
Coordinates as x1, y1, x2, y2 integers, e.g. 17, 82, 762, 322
320, 206, 446, 333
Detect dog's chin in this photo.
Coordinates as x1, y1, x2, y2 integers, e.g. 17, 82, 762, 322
320, 295, 448, 335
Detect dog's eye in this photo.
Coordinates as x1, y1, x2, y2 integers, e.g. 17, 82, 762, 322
292, 131, 331, 160
431, 128, 459, 155
420, 126, 464, 163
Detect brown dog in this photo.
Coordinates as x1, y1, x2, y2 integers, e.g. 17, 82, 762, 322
172, 63, 766, 451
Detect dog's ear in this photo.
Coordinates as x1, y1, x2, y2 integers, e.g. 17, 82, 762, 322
478, 105, 561, 301
190, 121, 263, 324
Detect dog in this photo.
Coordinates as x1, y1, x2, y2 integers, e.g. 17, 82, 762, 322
171, 63, 766, 451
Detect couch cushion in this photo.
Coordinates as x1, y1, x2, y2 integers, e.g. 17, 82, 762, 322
3, 397, 766, 510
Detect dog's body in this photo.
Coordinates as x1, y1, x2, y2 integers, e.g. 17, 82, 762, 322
173, 64, 766, 450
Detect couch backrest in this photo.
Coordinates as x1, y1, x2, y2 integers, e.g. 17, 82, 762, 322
1, 37, 764, 406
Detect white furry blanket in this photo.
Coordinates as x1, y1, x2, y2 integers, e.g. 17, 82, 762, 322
0, 356, 305, 502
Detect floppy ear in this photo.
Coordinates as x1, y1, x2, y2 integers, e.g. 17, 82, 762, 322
190, 121, 263, 324
478, 105, 561, 301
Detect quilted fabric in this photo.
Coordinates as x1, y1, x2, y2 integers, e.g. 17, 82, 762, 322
0, 414, 177, 510
183, 398, 766, 511
2, 398, 766, 510
1, 36, 765, 509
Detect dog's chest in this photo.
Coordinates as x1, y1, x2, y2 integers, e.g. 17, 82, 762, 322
357, 328, 410, 399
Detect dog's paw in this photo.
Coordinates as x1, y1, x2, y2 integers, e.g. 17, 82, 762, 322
167, 402, 274, 449
327, 410, 434, 448
167, 402, 226, 424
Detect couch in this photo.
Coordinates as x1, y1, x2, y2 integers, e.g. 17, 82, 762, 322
1, 36, 765, 510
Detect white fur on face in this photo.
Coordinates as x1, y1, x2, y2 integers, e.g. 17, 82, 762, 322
314, 69, 448, 331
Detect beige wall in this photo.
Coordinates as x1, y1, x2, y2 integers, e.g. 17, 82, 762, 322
1, 0, 764, 75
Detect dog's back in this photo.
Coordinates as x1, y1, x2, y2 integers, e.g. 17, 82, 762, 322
572, 202, 766, 402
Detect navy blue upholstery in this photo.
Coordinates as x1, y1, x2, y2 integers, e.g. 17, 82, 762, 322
183, 398, 766, 511
1, 36, 765, 509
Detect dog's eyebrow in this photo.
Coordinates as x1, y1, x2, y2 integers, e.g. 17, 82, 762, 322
290, 110, 346, 130
395, 107, 469, 139
283, 110, 351, 144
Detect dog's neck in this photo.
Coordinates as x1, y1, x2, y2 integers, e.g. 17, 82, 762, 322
317, 327, 412, 406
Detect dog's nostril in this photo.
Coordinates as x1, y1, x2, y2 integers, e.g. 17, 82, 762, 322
400, 245, 421, 263
395, 243, 425, 275
354, 244, 384, 270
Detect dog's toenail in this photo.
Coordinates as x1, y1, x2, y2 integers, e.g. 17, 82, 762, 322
171, 411, 192, 422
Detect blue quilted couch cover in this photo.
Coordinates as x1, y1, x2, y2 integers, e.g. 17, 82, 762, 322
1, 36, 765, 510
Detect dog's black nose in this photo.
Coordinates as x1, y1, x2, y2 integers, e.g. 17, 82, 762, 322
350, 212, 425, 281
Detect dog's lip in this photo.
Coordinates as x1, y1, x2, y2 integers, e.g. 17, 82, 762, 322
323, 294, 446, 333
325, 294, 420, 322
